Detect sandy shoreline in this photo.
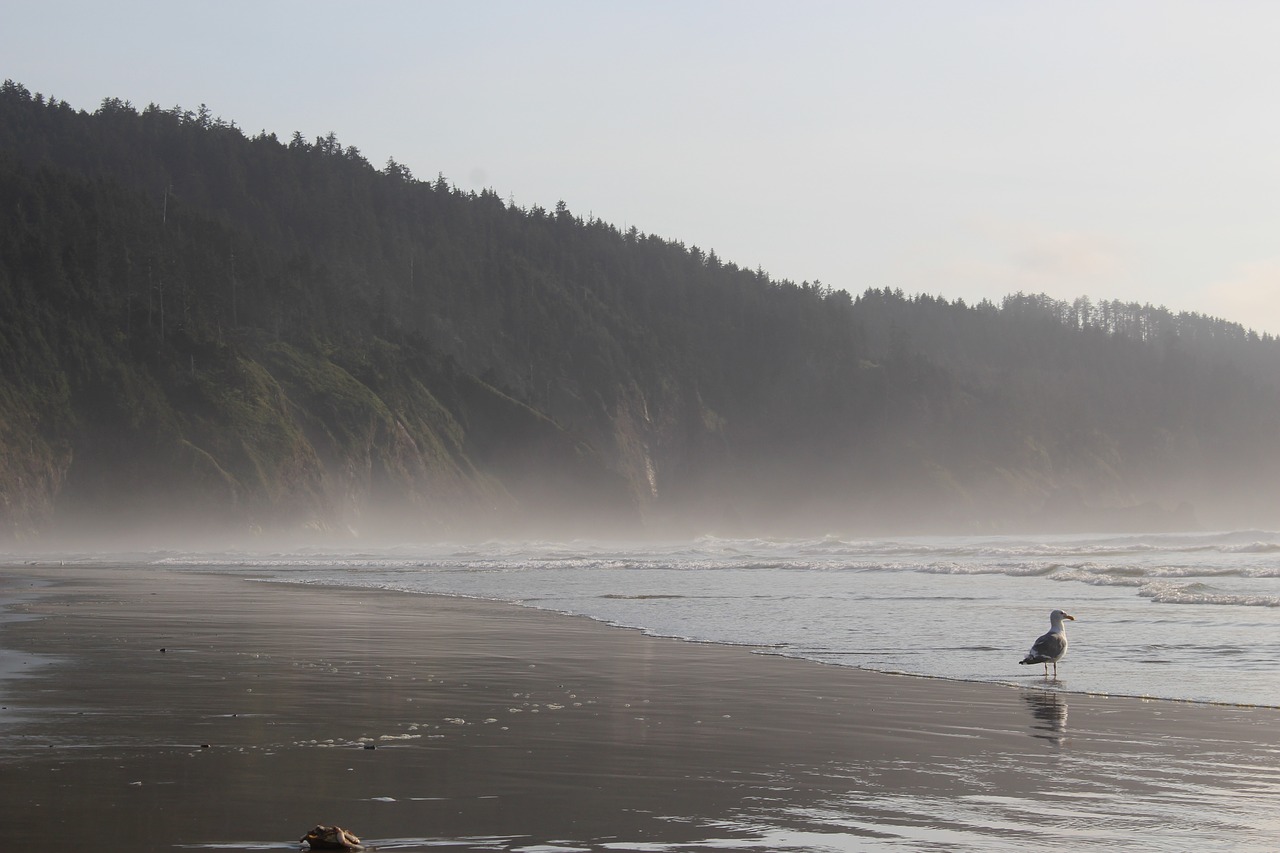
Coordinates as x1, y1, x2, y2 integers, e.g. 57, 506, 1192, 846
2, 566, 1280, 852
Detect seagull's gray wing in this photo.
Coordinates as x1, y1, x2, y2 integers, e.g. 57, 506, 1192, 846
1025, 630, 1067, 663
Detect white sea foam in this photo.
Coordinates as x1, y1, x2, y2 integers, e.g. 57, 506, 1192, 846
1138, 581, 1280, 608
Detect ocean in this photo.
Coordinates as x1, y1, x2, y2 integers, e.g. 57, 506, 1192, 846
145, 528, 1280, 709
7, 528, 1280, 851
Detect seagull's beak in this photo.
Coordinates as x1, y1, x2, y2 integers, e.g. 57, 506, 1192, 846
1063, 614, 1076, 621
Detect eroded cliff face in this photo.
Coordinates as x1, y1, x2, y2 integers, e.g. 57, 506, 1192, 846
0, 293, 1249, 545
592, 376, 745, 535
0, 419, 71, 541
5, 335, 635, 547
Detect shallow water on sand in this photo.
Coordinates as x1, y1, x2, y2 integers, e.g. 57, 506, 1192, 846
148, 529, 1280, 707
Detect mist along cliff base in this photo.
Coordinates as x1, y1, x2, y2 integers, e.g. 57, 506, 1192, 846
2, 80, 1279, 544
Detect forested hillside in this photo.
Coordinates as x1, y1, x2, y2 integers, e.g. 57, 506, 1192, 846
2, 80, 1278, 544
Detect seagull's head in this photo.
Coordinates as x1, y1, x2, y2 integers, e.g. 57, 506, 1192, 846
1050, 609, 1075, 622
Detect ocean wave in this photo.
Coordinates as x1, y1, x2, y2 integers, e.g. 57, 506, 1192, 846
136, 526, 1278, 566
1047, 567, 1146, 588
1137, 581, 1280, 608
136, 529, 1280, 618
894, 561, 1063, 577
1223, 542, 1280, 555
640, 530, 1278, 564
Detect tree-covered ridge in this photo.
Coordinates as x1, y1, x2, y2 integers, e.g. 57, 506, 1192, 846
1, 79, 1278, 542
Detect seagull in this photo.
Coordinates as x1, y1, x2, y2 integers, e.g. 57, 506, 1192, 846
1019, 609, 1075, 678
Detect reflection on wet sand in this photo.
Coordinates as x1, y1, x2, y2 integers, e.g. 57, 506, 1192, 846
7, 568, 1280, 853
1023, 689, 1068, 744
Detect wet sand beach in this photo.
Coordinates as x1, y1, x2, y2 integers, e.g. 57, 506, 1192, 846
2, 565, 1279, 852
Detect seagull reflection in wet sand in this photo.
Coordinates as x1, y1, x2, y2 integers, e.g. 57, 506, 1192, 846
1023, 690, 1069, 744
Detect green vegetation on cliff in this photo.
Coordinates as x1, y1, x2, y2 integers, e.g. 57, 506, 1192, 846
2, 80, 1278, 542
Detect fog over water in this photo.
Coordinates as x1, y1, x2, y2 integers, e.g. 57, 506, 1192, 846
36, 528, 1274, 708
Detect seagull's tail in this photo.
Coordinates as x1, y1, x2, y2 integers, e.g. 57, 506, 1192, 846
1018, 655, 1044, 665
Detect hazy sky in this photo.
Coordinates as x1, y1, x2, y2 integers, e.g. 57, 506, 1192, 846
5, 1, 1280, 334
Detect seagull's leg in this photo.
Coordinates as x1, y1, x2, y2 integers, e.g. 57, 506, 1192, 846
1052, 661, 1058, 679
